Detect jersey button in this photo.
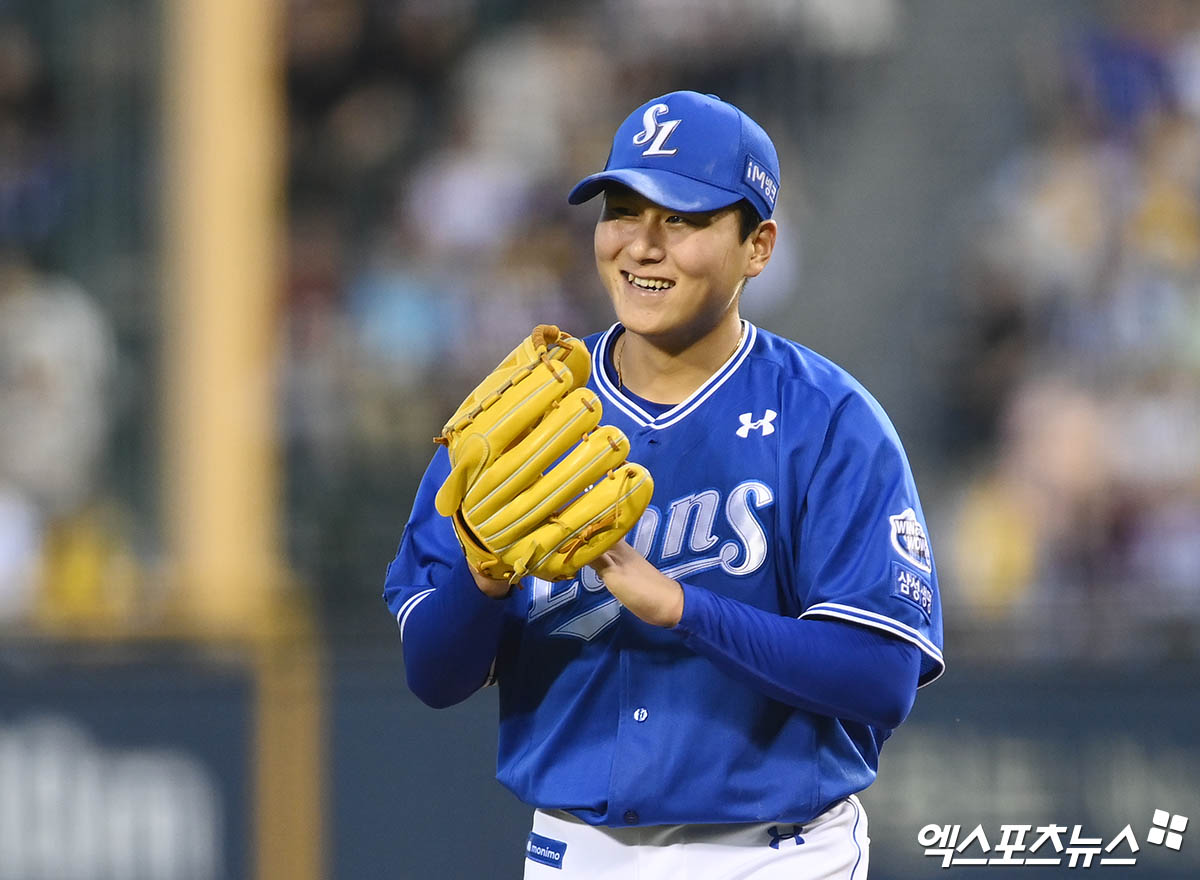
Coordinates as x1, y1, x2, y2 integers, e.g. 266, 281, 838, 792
633, 707, 648, 722
623, 810, 639, 825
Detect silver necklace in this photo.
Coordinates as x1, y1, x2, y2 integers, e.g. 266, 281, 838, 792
614, 323, 744, 391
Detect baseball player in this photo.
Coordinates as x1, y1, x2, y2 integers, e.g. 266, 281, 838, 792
385, 91, 944, 878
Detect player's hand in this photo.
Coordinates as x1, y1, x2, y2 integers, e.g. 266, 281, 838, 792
470, 567, 513, 599
590, 540, 684, 628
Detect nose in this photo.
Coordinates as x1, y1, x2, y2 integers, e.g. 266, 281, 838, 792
627, 216, 665, 263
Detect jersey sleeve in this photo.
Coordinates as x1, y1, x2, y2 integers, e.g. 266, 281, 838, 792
794, 388, 945, 686
383, 446, 509, 708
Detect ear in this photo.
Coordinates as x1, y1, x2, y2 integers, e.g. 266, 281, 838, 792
744, 219, 778, 278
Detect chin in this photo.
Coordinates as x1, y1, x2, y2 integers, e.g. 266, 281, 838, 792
613, 306, 670, 338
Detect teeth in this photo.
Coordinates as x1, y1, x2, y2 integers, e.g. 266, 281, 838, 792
623, 271, 674, 290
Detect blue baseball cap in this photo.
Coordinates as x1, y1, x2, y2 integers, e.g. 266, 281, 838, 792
568, 91, 780, 220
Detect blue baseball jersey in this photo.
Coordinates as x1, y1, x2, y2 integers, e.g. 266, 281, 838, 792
385, 321, 944, 827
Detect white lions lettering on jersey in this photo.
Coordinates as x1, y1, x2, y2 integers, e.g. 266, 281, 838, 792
529, 480, 775, 641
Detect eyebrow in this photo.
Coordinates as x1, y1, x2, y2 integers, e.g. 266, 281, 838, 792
601, 191, 726, 223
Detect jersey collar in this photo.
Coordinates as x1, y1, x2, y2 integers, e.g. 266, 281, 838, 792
593, 320, 757, 430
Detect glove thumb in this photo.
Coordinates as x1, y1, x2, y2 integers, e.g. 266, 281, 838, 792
435, 434, 490, 517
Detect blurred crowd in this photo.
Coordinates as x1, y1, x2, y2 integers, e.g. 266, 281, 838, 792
1, 0, 1197, 659
0, 6, 139, 631
944, 1, 1200, 659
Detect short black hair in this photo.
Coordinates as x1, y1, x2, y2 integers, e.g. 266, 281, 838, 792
735, 200, 763, 241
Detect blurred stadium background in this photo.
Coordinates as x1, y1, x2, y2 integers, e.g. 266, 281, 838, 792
1, 0, 1199, 877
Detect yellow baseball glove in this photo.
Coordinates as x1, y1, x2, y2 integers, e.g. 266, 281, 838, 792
434, 325, 654, 584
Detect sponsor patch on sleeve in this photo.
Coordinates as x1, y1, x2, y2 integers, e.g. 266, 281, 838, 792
527, 832, 568, 869
889, 507, 932, 572
892, 562, 933, 620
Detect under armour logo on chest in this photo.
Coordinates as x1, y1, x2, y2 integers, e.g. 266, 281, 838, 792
767, 824, 805, 849
632, 103, 680, 156
736, 410, 777, 438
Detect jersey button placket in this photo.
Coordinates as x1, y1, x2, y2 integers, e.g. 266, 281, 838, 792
610, 641, 646, 827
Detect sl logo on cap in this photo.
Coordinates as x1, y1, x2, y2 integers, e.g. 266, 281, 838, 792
632, 103, 680, 157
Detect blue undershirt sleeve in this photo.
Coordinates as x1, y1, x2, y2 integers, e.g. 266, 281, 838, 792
398, 555, 508, 709
672, 582, 921, 729
384, 446, 509, 709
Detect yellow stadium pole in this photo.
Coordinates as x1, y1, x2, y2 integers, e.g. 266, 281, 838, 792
162, 0, 282, 630
162, 1, 323, 879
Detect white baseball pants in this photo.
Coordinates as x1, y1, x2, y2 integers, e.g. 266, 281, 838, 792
522, 795, 869, 879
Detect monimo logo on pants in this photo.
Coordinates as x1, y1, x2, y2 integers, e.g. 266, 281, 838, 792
526, 832, 568, 869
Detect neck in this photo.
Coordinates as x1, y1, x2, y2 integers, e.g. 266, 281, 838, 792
616, 316, 744, 405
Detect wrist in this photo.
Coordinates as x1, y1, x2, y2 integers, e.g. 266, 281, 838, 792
662, 580, 685, 627
470, 567, 512, 599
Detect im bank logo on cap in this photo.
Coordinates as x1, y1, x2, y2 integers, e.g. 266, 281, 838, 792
744, 154, 779, 211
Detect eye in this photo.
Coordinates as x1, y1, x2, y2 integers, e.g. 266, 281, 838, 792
602, 203, 636, 220
667, 211, 712, 227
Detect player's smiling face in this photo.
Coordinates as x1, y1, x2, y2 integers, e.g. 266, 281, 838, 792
594, 185, 774, 351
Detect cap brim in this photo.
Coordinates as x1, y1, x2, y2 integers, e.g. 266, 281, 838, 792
567, 168, 743, 213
